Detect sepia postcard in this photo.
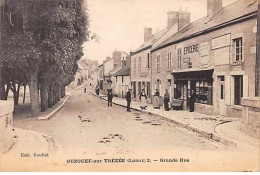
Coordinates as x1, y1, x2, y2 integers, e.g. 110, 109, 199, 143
0, 0, 260, 172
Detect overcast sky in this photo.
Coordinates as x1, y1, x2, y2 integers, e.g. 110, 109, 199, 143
82, 0, 239, 64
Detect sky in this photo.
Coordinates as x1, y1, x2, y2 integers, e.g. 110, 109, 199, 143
82, 0, 239, 64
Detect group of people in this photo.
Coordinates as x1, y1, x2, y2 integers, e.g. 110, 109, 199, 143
137, 88, 196, 112
152, 89, 170, 111
99, 87, 196, 113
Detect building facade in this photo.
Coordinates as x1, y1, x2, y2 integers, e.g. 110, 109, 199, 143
130, 9, 190, 104
113, 55, 131, 97
152, 0, 258, 118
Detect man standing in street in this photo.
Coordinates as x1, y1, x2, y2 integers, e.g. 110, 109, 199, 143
164, 89, 170, 111
125, 89, 131, 112
189, 89, 196, 112
107, 89, 113, 107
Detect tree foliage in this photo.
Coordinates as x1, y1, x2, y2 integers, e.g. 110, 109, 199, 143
0, 0, 89, 115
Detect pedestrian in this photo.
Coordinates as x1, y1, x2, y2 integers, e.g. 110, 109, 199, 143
164, 89, 170, 111
189, 89, 196, 112
84, 87, 86, 93
96, 86, 100, 95
107, 89, 113, 107
139, 89, 147, 110
153, 89, 160, 109
125, 89, 131, 112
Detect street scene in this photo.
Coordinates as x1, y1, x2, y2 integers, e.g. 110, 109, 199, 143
0, 0, 260, 172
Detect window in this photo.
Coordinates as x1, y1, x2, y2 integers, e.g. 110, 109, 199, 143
177, 49, 182, 68
116, 76, 117, 82
122, 76, 124, 83
195, 80, 213, 105
133, 57, 136, 71
147, 53, 150, 69
146, 82, 150, 97
167, 52, 172, 71
156, 55, 161, 73
138, 57, 141, 71
233, 37, 243, 62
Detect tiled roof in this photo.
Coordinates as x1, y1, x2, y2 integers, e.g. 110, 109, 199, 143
132, 28, 168, 54
113, 66, 131, 76
153, 0, 258, 51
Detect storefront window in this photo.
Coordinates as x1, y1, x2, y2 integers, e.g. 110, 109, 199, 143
195, 80, 213, 105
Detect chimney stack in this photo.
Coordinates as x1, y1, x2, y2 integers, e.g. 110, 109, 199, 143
178, 11, 190, 30
207, 0, 222, 16
167, 11, 179, 29
167, 9, 190, 30
144, 27, 152, 42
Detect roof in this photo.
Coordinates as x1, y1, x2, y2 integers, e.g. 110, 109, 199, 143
153, 0, 258, 51
132, 28, 168, 55
113, 66, 131, 76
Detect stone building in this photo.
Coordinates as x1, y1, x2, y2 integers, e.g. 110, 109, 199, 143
151, 0, 258, 119
113, 55, 131, 97
130, 8, 190, 103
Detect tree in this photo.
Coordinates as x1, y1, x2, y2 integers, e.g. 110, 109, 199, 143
0, 0, 88, 115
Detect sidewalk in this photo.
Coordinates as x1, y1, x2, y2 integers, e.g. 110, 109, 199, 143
91, 90, 260, 150
8, 85, 80, 156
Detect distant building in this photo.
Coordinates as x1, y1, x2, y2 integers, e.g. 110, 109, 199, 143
113, 55, 131, 97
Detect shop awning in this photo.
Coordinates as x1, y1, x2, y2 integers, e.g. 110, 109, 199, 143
172, 67, 214, 81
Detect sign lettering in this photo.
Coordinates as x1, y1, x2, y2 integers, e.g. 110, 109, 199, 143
184, 44, 199, 54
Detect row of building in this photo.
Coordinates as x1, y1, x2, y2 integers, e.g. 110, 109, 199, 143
93, 0, 260, 137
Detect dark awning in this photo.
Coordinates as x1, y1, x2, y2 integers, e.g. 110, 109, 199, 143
172, 67, 214, 81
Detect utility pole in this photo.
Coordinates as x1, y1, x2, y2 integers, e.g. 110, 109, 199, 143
256, 0, 260, 97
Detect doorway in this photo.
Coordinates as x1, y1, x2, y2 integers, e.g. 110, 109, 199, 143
234, 75, 243, 105
218, 76, 226, 115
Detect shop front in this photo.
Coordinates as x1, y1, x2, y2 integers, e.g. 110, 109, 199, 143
172, 68, 214, 115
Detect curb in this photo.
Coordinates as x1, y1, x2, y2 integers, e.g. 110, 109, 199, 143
7, 128, 61, 154
38, 95, 70, 120
90, 91, 237, 148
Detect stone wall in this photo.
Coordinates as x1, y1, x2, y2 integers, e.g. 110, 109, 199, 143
0, 100, 14, 153
241, 97, 260, 138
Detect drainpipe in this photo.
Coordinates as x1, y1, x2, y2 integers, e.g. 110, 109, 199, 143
256, 0, 260, 96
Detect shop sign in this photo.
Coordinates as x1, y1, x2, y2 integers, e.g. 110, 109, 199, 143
184, 44, 199, 54
250, 46, 256, 54
211, 34, 231, 50
200, 41, 209, 57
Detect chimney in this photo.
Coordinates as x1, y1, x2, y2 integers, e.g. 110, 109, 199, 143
178, 11, 190, 30
207, 0, 222, 16
167, 11, 179, 29
167, 9, 190, 31
144, 27, 152, 42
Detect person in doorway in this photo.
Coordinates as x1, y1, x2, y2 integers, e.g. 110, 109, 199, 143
153, 89, 160, 109
189, 89, 196, 112
164, 89, 170, 111
107, 89, 113, 107
139, 89, 147, 110
125, 89, 131, 112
